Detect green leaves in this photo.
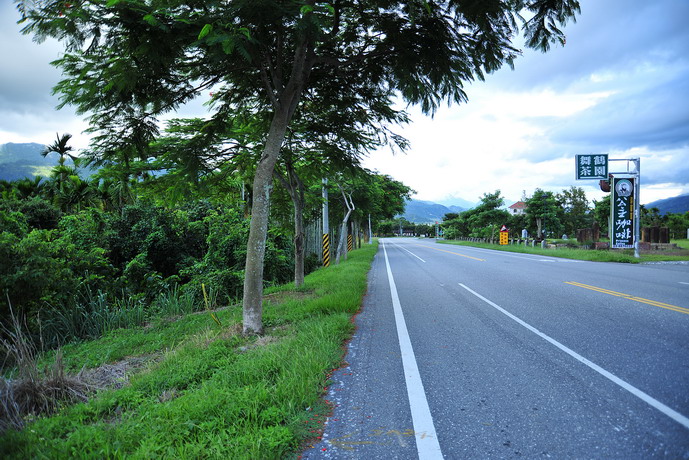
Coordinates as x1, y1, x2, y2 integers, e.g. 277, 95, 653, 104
198, 23, 212, 40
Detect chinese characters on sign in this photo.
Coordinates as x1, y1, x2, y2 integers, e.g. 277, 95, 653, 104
575, 154, 608, 180
611, 177, 635, 248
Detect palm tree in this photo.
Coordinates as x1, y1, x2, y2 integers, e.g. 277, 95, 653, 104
41, 133, 78, 166
56, 175, 97, 213
11, 176, 45, 199
41, 133, 79, 194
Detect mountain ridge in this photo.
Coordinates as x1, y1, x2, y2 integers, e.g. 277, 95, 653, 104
401, 199, 468, 224
644, 194, 689, 215
0, 142, 55, 181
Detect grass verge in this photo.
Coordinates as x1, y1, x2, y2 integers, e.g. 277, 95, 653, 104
674, 239, 689, 250
437, 239, 689, 263
1, 242, 378, 459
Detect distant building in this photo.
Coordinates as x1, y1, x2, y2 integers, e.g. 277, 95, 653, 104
508, 201, 527, 215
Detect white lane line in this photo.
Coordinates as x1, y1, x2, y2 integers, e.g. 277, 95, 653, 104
389, 242, 426, 263
459, 283, 689, 431
382, 241, 443, 459
422, 243, 583, 263
680, 282, 689, 286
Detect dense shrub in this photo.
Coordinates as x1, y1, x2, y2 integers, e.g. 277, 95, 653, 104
19, 197, 62, 230
1, 197, 298, 349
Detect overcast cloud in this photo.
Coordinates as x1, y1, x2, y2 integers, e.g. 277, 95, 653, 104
1, 0, 687, 206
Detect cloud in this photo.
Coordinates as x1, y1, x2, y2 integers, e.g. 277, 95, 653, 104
2, 0, 687, 206
0, 3, 88, 146
0, 4, 64, 109
493, 0, 689, 91
549, 71, 689, 151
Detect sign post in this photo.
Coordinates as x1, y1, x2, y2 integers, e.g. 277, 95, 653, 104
499, 225, 509, 245
609, 158, 641, 258
610, 176, 635, 249
575, 154, 608, 180
575, 154, 640, 258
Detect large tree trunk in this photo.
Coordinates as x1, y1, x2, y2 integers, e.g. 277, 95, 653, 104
242, 106, 293, 335
242, 35, 313, 335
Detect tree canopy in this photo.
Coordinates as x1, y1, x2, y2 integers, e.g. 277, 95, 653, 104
17, 0, 581, 333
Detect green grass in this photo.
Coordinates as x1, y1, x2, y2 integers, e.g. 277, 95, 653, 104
674, 239, 689, 250
1, 243, 378, 459
438, 239, 689, 263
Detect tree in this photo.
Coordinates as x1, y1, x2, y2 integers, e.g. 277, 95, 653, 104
42, 132, 79, 202
640, 205, 666, 227
42, 133, 78, 168
556, 186, 591, 237
271, 80, 409, 285
415, 223, 434, 237
593, 195, 611, 235
335, 183, 355, 264
464, 190, 510, 242
666, 212, 689, 240
526, 189, 561, 239
19, 0, 580, 334
442, 212, 469, 239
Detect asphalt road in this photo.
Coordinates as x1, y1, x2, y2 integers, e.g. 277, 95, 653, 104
302, 238, 689, 459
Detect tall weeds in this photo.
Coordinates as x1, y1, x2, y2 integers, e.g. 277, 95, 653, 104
154, 284, 197, 317
1, 298, 89, 433
42, 288, 147, 347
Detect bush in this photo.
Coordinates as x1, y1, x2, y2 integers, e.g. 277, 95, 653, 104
19, 198, 62, 230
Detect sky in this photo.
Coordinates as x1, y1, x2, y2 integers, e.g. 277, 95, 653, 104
1, 1, 688, 207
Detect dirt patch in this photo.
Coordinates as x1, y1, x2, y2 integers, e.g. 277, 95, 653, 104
79, 355, 159, 390
237, 334, 281, 353
641, 248, 689, 258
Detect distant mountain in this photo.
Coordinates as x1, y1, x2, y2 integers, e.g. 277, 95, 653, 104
401, 199, 466, 224
446, 205, 466, 214
0, 142, 53, 181
644, 194, 689, 215
436, 197, 476, 210
0, 142, 86, 182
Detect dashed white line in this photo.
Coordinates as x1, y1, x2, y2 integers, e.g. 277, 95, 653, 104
382, 241, 443, 459
459, 283, 689, 431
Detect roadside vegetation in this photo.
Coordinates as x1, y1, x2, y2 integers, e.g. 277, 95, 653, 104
3, 2, 586, 456
438, 239, 689, 263
382, 188, 689, 246
0, 243, 377, 459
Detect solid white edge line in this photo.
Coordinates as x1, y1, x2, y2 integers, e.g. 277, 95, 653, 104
383, 241, 443, 458
679, 282, 689, 286
389, 242, 426, 263
423, 242, 584, 263
458, 283, 689, 431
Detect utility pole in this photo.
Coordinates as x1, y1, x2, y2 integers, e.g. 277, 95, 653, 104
322, 178, 330, 267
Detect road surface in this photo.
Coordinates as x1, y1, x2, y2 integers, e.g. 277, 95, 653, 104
302, 238, 689, 459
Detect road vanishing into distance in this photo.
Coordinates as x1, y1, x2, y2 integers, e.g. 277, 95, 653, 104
303, 238, 689, 459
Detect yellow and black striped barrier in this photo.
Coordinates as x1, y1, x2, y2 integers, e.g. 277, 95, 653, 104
347, 234, 353, 252
322, 233, 330, 267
